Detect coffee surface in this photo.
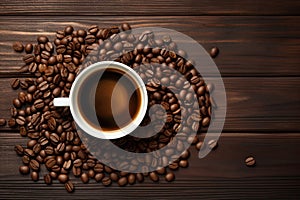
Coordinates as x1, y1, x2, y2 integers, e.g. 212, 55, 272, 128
78, 67, 141, 131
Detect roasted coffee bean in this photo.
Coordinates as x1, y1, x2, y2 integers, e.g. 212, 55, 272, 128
45, 158, 56, 168
165, 172, 175, 182
29, 159, 40, 171
16, 116, 26, 126
33, 99, 44, 109
168, 162, 179, 170
14, 145, 24, 156
64, 26, 74, 35
179, 160, 188, 168
13, 42, 24, 52
65, 181, 74, 193
81, 172, 89, 183
149, 172, 159, 182
24, 148, 35, 157
37, 36, 49, 44
19, 126, 27, 136
102, 177, 112, 186
85, 35, 96, 44
22, 155, 30, 165
210, 47, 219, 58
94, 173, 104, 182
245, 156, 256, 167
136, 173, 144, 183
24, 43, 33, 53
58, 174, 69, 183
202, 117, 210, 127
27, 139, 37, 148
118, 177, 127, 186
0, 118, 6, 126
23, 54, 35, 64
208, 139, 218, 150
31, 171, 39, 181
195, 141, 203, 151
19, 165, 30, 174
10, 78, 20, 89
44, 174, 52, 185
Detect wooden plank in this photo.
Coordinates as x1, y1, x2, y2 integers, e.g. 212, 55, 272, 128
0, 77, 299, 132
1, 0, 300, 16
0, 16, 300, 76
0, 133, 300, 199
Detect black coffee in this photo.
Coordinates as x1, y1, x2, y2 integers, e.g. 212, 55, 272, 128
78, 67, 142, 131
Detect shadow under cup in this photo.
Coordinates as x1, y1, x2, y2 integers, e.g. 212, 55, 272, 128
70, 62, 148, 139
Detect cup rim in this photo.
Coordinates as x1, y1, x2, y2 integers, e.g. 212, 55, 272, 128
69, 61, 148, 139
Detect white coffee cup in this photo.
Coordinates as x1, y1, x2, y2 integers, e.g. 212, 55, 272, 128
53, 61, 148, 140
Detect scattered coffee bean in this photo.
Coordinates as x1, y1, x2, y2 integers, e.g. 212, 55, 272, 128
165, 172, 175, 182
210, 47, 219, 58
19, 165, 30, 174
58, 174, 69, 183
149, 172, 159, 182
0, 118, 6, 126
10, 78, 20, 90
245, 156, 256, 167
44, 174, 52, 185
25, 43, 33, 54
102, 177, 112, 186
13, 42, 24, 52
81, 172, 89, 183
118, 177, 128, 186
65, 181, 74, 193
31, 171, 39, 181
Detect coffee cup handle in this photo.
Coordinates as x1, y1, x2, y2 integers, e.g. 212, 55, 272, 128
53, 98, 70, 107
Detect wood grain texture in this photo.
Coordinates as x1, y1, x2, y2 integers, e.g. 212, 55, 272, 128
1, 133, 300, 199
1, 0, 300, 16
1, 16, 300, 76
0, 77, 299, 132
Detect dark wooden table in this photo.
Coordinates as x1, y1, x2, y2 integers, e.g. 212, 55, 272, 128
1, 1, 300, 199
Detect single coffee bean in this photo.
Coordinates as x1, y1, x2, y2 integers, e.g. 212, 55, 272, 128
165, 172, 175, 182
0, 118, 6, 126
121, 23, 131, 32
207, 139, 218, 150
13, 41, 25, 52
24, 43, 33, 53
37, 36, 49, 44
95, 173, 104, 182
16, 116, 26, 126
45, 158, 56, 168
245, 156, 256, 167
29, 159, 40, 171
195, 141, 203, 151
64, 26, 74, 35
127, 173, 136, 185
202, 117, 210, 127
210, 47, 219, 58
73, 159, 82, 167
19, 165, 30, 174
149, 172, 159, 182
31, 171, 39, 181
23, 54, 35, 64
14, 145, 24, 156
81, 172, 89, 183
8, 118, 16, 127
44, 174, 52, 185
118, 177, 127, 186
65, 181, 74, 193
58, 174, 69, 183
179, 160, 188, 168
102, 177, 112, 186
136, 173, 144, 183
10, 78, 20, 89
72, 166, 82, 177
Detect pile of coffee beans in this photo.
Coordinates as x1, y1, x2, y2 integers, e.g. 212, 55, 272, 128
9, 23, 214, 192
